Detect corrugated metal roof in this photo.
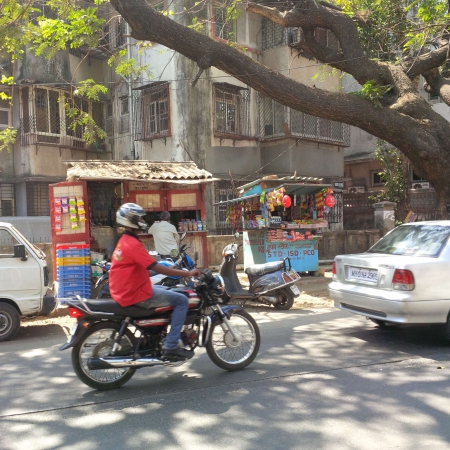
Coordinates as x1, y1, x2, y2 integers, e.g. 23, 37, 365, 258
64, 161, 217, 183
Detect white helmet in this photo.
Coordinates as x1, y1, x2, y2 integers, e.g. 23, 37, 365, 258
116, 203, 149, 232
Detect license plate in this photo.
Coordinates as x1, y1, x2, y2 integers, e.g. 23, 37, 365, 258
290, 285, 300, 296
348, 266, 378, 283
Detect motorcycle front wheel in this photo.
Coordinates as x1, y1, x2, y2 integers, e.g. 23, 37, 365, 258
206, 310, 260, 371
72, 322, 137, 390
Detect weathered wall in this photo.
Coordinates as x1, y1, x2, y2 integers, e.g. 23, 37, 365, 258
206, 231, 382, 266
1, 216, 51, 242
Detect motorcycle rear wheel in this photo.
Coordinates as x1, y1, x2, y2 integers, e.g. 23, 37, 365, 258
206, 310, 260, 371
72, 322, 137, 390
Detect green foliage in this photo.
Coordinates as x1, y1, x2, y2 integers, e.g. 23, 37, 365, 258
368, 140, 408, 205
64, 103, 106, 146
74, 80, 108, 101
350, 80, 393, 106
332, 0, 450, 62
0, 127, 17, 152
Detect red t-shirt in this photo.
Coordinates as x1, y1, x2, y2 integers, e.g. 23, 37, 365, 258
109, 232, 157, 307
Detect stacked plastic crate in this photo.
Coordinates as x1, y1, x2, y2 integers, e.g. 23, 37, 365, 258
56, 244, 91, 298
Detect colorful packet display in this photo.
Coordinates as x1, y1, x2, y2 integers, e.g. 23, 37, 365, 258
69, 205, 77, 214
77, 206, 86, 215
54, 215, 62, 223
78, 213, 86, 222
54, 206, 62, 214
62, 205, 69, 214
76, 197, 84, 207
55, 222, 62, 232
70, 222, 79, 230
69, 197, 76, 206
54, 198, 62, 206
70, 213, 78, 222
61, 197, 68, 206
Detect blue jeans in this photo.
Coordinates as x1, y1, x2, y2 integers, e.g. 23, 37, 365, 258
137, 285, 188, 349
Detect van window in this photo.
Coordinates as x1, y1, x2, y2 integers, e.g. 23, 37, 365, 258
0, 229, 20, 257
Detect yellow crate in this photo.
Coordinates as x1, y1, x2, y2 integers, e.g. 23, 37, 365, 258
56, 257, 91, 266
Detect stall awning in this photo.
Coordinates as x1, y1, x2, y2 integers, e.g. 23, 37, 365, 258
275, 183, 331, 196
64, 161, 219, 184
213, 183, 330, 206
213, 193, 260, 206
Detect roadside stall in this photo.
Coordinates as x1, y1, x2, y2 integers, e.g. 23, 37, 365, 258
62, 161, 217, 269
215, 176, 335, 274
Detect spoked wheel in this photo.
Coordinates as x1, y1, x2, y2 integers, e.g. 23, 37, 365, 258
206, 310, 260, 371
273, 289, 294, 310
72, 322, 137, 390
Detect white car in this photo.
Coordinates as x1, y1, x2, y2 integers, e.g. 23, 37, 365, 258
328, 221, 450, 337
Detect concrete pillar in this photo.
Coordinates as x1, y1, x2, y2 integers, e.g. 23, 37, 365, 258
373, 201, 396, 235
15, 182, 27, 216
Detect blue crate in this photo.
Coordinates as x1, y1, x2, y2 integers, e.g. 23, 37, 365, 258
56, 266, 91, 274
56, 249, 90, 257
59, 281, 91, 288
59, 287, 91, 297
57, 273, 90, 281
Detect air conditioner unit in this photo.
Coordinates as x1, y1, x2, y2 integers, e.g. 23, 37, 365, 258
347, 186, 366, 193
412, 182, 430, 189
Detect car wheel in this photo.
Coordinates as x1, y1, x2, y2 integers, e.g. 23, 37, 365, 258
0, 303, 21, 342
369, 318, 387, 327
443, 312, 450, 341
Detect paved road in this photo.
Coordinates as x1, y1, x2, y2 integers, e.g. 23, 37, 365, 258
0, 307, 449, 450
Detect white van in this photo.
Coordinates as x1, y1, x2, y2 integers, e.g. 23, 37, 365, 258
0, 222, 56, 341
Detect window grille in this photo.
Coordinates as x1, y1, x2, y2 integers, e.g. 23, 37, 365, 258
0, 184, 15, 216
214, 5, 235, 41
19, 86, 104, 150
105, 102, 114, 136
119, 97, 130, 134
26, 183, 50, 216
0, 93, 10, 129
259, 94, 350, 146
212, 180, 246, 233
109, 17, 126, 48
213, 83, 251, 139
134, 83, 170, 140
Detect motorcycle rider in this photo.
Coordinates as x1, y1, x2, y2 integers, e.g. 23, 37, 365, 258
110, 203, 203, 360
149, 211, 179, 258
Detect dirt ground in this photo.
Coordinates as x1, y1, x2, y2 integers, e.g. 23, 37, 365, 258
21, 272, 333, 330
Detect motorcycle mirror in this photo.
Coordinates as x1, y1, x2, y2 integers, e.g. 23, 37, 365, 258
170, 248, 179, 258
180, 231, 187, 241
234, 232, 240, 239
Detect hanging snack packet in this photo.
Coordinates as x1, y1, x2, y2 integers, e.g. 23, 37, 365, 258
77, 205, 86, 215
54, 214, 62, 223
78, 213, 86, 222
76, 196, 84, 207
55, 222, 62, 232
62, 205, 69, 214
69, 205, 77, 214
70, 213, 78, 222
71, 222, 79, 230
54, 197, 62, 206
69, 197, 76, 206
54, 206, 62, 214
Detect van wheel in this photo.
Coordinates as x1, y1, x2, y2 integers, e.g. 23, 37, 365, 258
443, 312, 450, 341
0, 303, 20, 342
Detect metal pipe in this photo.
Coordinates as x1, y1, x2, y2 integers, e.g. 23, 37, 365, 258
87, 356, 181, 370
126, 22, 135, 160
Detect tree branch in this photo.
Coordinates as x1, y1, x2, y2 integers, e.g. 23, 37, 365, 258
402, 44, 450, 78
423, 68, 450, 105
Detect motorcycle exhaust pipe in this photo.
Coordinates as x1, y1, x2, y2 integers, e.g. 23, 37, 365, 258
87, 357, 176, 370
260, 295, 278, 305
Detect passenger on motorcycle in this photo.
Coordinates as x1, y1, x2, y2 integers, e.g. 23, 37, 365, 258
110, 203, 203, 360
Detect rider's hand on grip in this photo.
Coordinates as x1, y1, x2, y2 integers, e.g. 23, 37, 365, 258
188, 268, 205, 278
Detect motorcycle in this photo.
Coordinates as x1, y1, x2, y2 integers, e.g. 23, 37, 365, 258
60, 271, 261, 390
219, 241, 301, 310
96, 233, 196, 298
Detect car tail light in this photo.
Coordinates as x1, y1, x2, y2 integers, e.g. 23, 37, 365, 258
392, 269, 415, 291
69, 307, 85, 319
332, 262, 336, 279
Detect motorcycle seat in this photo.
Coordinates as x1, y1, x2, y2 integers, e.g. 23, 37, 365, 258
245, 261, 285, 277
81, 299, 155, 317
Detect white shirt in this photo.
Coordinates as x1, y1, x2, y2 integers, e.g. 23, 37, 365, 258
149, 221, 179, 255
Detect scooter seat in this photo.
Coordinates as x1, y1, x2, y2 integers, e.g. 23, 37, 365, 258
245, 261, 286, 277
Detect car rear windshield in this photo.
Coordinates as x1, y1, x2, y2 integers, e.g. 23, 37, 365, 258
367, 224, 450, 257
